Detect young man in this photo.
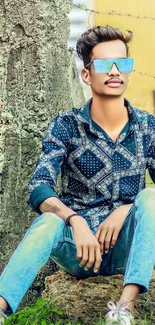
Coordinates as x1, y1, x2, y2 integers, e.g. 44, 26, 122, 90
0, 25, 155, 325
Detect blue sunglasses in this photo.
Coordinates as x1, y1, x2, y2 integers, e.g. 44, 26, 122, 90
86, 58, 134, 73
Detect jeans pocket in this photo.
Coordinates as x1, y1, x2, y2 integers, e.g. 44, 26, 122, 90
51, 241, 63, 253
115, 266, 126, 275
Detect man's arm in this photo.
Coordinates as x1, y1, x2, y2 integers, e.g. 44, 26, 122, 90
40, 197, 102, 273
28, 114, 71, 212
29, 114, 102, 273
147, 134, 155, 184
95, 204, 133, 254
39, 196, 79, 222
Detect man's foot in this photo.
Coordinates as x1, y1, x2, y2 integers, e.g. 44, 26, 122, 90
0, 308, 7, 325
105, 301, 134, 325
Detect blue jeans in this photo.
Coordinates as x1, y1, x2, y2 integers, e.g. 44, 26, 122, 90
0, 188, 155, 313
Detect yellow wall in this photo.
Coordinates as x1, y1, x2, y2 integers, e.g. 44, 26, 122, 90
94, 0, 155, 114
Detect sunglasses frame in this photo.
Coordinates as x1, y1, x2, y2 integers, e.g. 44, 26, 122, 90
85, 58, 134, 73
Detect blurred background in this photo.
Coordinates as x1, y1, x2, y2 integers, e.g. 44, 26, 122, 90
69, 0, 155, 114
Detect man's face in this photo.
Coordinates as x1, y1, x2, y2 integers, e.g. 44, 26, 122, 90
82, 40, 131, 97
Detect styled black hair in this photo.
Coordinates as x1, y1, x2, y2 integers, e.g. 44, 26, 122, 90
76, 25, 133, 67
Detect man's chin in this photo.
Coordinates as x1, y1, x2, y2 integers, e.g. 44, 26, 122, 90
101, 91, 124, 98
103, 94, 123, 99
92, 87, 126, 98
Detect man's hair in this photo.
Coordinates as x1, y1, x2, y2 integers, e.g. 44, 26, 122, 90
76, 25, 133, 68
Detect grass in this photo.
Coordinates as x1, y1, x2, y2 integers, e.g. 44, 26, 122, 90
5, 298, 153, 325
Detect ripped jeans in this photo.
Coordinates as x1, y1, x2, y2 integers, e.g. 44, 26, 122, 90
0, 188, 155, 313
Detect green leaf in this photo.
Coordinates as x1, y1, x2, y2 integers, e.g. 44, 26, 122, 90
41, 321, 47, 325
51, 307, 63, 316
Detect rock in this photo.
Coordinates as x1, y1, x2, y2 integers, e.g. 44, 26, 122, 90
42, 270, 155, 324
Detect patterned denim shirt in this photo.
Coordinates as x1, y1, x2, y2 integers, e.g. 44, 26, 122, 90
29, 98, 155, 229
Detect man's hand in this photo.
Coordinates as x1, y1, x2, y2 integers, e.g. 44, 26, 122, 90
95, 204, 133, 255
40, 197, 102, 272
70, 216, 102, 273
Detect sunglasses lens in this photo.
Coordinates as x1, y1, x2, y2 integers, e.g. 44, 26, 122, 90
93, 58, 134, 73
117, 58, 134, 72
93, 60, 111, 73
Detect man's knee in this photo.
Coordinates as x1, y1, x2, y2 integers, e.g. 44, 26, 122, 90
29, 212, 65, 240
136, 188, 155, 211
38, 212, 64, 230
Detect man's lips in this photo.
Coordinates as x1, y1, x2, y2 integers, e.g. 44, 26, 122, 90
105, 79, 123, 84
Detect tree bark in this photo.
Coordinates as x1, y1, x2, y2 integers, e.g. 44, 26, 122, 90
0, 0, 85, 308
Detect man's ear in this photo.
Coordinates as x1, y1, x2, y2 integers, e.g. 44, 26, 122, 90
81, 68, 91, 86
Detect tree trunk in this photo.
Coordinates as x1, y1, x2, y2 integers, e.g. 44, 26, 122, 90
0, 0, 85, 308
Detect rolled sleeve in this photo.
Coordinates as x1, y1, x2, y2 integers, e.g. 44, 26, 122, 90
28, 114, 72, 212
29, 183, 59, 213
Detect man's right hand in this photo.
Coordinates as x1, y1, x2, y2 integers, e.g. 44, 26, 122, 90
40, 198, 102, 273
70, 216, 102, 273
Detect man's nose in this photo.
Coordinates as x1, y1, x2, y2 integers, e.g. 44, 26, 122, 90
108, 63, 120, 76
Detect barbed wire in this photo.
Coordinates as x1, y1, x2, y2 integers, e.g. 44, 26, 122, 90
133, 70, 155, 79
73, 4, 155, 22
71, 5, 155, 79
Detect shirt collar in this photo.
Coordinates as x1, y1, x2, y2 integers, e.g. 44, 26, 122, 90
125, 98, 143, 131
78, 98, 92, 125
78, 98, 144, 131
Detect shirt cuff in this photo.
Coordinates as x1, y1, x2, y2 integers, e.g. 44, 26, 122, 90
29, 183, 59, 213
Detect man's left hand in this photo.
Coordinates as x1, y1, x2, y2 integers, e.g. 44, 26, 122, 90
95, 204, 133, 255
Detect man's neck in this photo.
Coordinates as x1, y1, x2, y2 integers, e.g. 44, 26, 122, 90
90, 95, 129, 130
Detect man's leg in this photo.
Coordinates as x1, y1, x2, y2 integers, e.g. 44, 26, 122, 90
0, 213, 65, 314
0, 212, 95, 316
121, 188, 155, 309
102, 188, 155, 315
101, 188, 155, 323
